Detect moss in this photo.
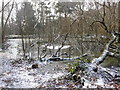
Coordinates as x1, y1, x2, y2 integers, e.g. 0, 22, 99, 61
93, 51, 119, 67
94, 51, 102, 58
100, 57, 119, 67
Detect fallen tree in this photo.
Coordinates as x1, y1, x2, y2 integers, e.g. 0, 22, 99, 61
92, 33, 117, 69
73, 32, 120, 85
45, 32, 120, 85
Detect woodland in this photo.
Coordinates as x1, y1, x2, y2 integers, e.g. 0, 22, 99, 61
0, 0, 120, 88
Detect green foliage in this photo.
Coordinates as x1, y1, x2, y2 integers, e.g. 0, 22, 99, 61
84, 58, 91, 63
67, 60, 79, 74
67, 58, 90, 74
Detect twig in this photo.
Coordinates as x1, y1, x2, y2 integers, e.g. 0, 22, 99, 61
4, 0, 14, 28
54, 33, 69, 56
0, 0, 11, 12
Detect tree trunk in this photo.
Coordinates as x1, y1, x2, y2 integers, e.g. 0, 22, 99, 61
118, 1, 120, 43
92, 33, 117, 65
1, 0, 14, 50
1, 0, 5, 50
21, 29, 25, 58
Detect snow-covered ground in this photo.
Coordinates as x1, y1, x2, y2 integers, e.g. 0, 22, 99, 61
0, 39, 67, 88
0, 39, 119, 88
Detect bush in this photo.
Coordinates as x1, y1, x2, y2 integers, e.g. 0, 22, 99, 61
67, 58, 90, 74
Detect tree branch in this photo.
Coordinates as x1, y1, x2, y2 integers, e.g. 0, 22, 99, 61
0, 0, 11, 12
4, 1, 14, 28
54, 33, 68, 57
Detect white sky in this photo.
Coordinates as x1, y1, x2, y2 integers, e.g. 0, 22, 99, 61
0, 0, 119, 11
0, 0, 119, 3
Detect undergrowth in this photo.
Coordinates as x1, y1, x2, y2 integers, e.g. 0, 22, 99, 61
67, 57, 90, 74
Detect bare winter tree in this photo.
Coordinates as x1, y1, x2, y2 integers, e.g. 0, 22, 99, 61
1, 0, 4, 50
1, 0, 14, 50
75, 2, 120, 83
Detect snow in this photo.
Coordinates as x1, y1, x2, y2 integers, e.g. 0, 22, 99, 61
83, 77, 114, 88
47, 45, 70, 50
5, 39, 21, 59
0, 48, 2, 52
92, 50, 108, 65
0, 39, 67, 88
0, 39, 119, 88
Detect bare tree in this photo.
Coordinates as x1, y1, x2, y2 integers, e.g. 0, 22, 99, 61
0, 0, 11, 12
1, 0, 4, 50
1, 0, 14, 50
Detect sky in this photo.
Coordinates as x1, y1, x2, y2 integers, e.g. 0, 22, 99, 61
0, 0, 119, 12
0, 0, 119, 3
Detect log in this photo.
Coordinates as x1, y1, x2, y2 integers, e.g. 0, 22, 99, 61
48, 57, 61, 61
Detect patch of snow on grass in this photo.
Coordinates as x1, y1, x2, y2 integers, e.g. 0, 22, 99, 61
5, 39, 21, 59
46, 45, 70, 50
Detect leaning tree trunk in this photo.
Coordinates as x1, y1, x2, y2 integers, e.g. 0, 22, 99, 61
78, 33, 120, 83
92, 33, 117, 66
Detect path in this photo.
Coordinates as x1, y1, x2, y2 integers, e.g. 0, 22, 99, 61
0, 39, 68, 88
